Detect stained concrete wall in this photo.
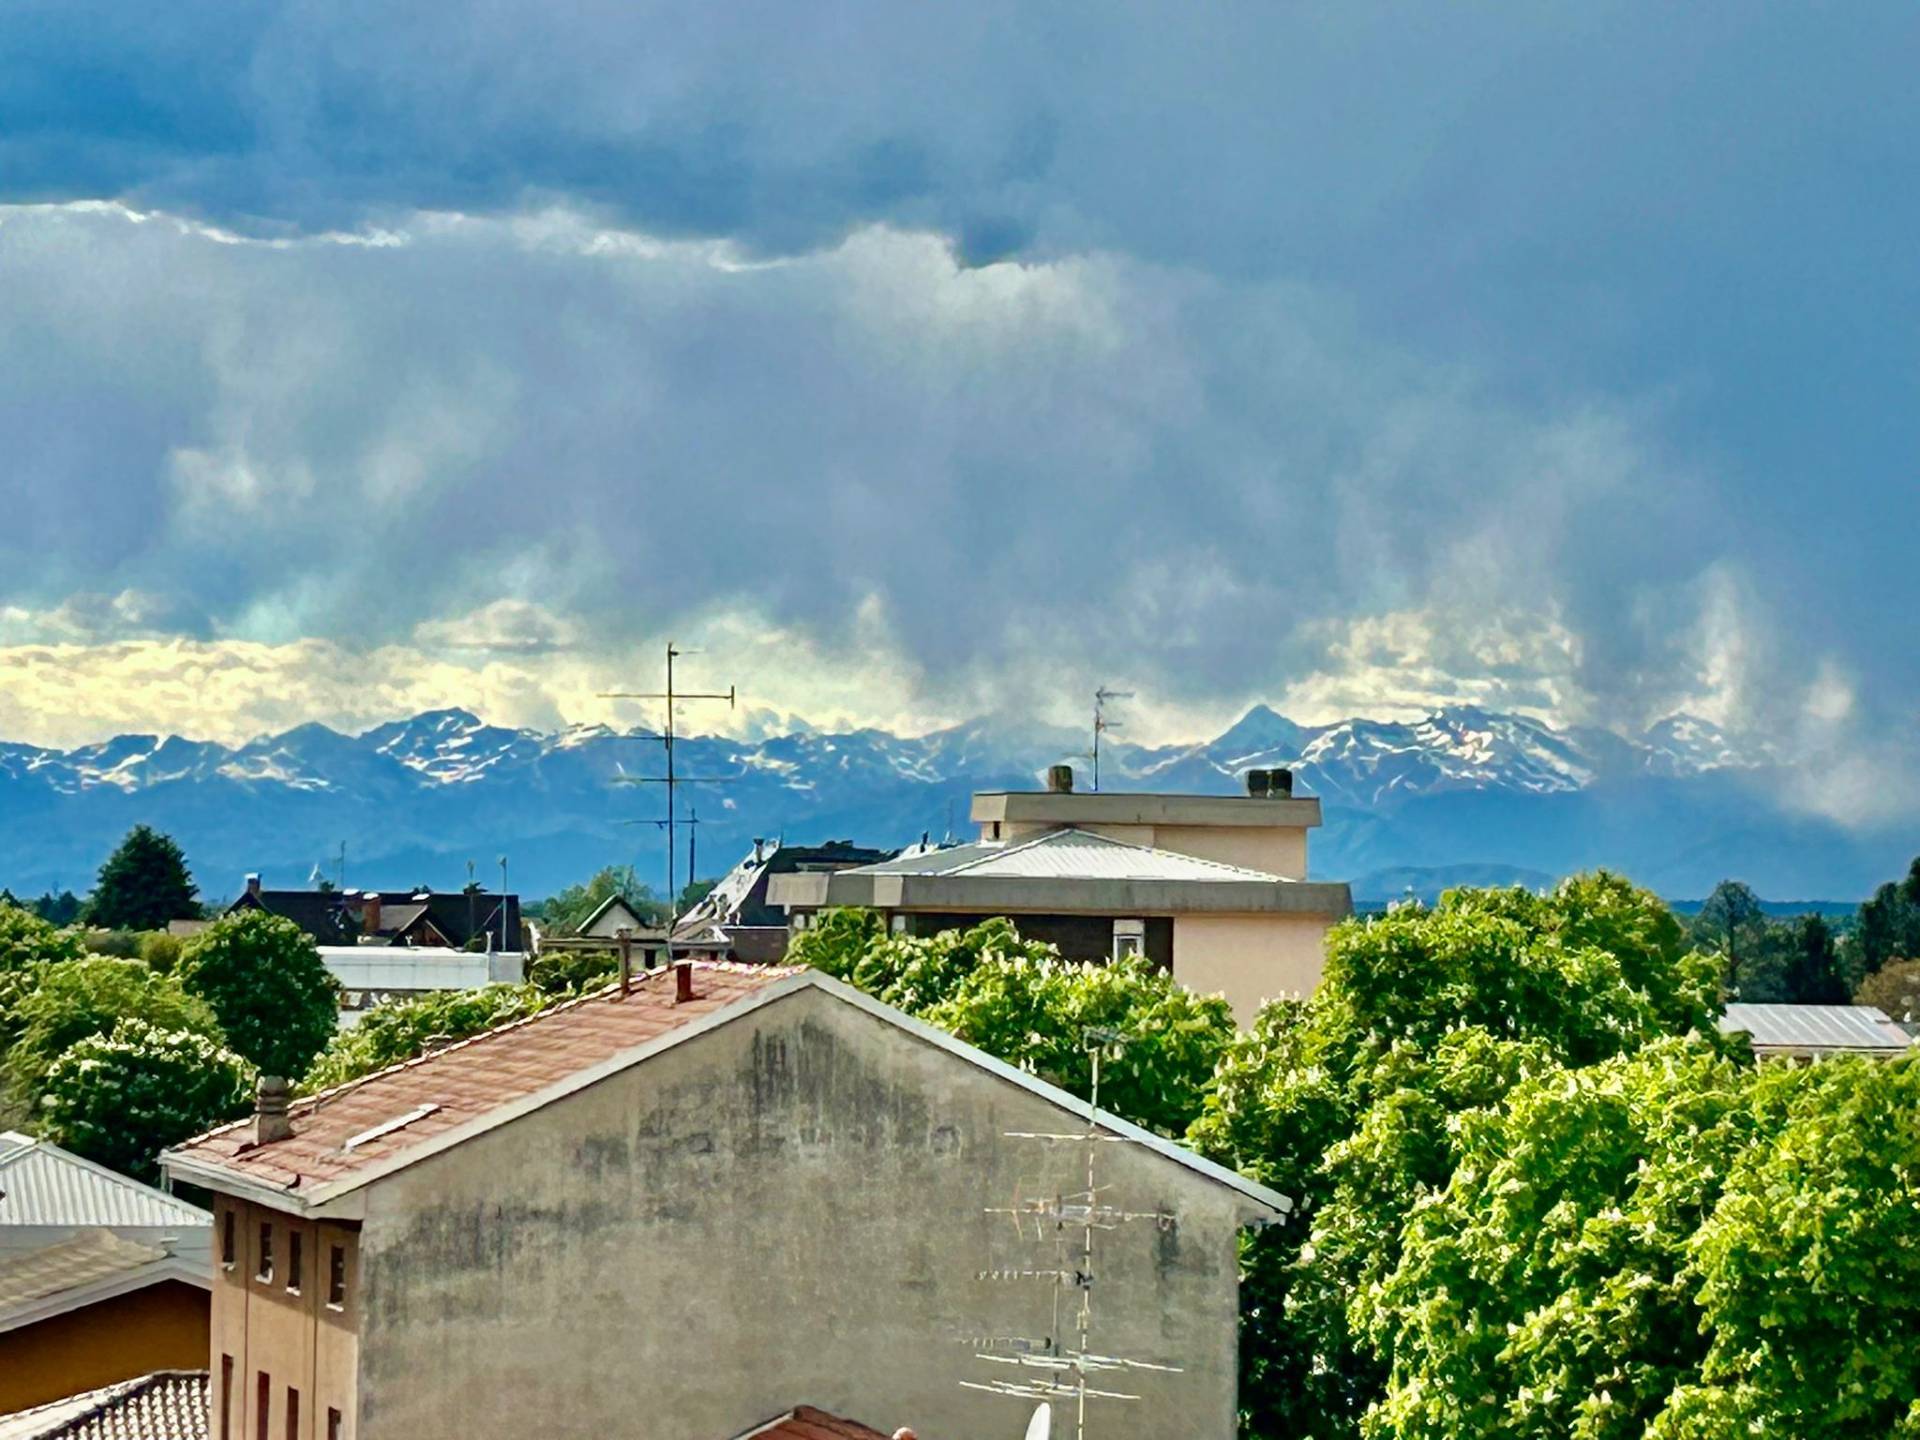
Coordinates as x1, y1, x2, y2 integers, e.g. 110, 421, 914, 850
353, 986, 1264, 1440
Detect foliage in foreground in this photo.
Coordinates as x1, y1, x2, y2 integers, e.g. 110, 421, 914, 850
178, 910, 341, 1080
38, 1019, 255, 1184
3, 956, 223, 1109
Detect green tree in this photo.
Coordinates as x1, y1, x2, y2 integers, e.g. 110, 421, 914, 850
37, 1019, 254, 1183
31, 891, 84, 925
302, 983, 553, 1092
85, 825, 200, 930
537, 866, 666, 933
1855, 956, 1920, 1023
1190, 874, 1722, 1440
178, 911, 339, 1080
1852, 862, 1920, 979
1780, 912, 1848, 1004
925, 953, 1237, 1138
1690, 880, 1778, 999
3, 957, 222, 1106
1651, 1058, 1920, 1437
0, 900, 88, 974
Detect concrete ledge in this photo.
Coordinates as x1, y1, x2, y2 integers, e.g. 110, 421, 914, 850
777, 871, 1353, 918
971, 791, 1323, 829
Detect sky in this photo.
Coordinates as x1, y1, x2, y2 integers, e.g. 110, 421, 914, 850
1, 4, 1917, 806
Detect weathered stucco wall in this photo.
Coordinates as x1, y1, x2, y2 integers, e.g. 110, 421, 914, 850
1173, 912, 1333, 1023
354, 986, 1261, 1440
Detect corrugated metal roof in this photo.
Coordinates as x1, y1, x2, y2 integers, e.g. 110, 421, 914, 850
0, 1371, 208, 1440
0, 1230, 168, 1314
0, 1135, 209, 1231
1719, 1003, 1914, 1053
854, 828, 1284, 883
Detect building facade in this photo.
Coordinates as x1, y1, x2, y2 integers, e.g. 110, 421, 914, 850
771, 772, 1353, 1022
164, 964, 1285, 1440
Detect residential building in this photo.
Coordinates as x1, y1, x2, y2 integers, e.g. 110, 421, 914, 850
163, 961, 1286, 1440
1719, 1003, 1916, 1062
320, 947, 525, 1029
0, 1370, 208, 1440
227, 877, 522, 953
730, 1408, 896, 1440
770, 768, 1353, 1021
0, 1134, 211, 1412
673, 840, 893, 961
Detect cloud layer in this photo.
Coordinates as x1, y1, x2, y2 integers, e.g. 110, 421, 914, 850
1, 6, 1916, 789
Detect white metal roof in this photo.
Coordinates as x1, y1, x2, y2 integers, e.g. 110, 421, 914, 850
1719, 1003, 1914, 1054
859, 828, 1285, 883
0, 1133, 209, 1231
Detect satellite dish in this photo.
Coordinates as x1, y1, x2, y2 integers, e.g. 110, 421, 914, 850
1023, 1403, 1052, 1440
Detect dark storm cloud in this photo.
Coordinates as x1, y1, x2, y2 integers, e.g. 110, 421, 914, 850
0, 3, 1916, 755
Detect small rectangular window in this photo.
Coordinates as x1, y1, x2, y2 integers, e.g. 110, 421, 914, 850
286, 1388, 299, 1440
222, 1211, 236, 1268
255, 1374, 269, 1440
286, 1231, 303, 1294
328, 1244, 347, 1308
327, 1408, 343, 1440
256, 1224, 274, 1284
220, 1356, 233, 1440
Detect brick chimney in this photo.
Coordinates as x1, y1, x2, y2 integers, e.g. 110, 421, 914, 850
254, 1076, 293, 1145
363, 892, 382, 936
674, 960, 696, 1005
245, 873, 261, 898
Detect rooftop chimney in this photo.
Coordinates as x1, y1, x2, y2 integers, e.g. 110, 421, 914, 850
674, 960, 696, 1005
1046, 763, 1075, 794
1245, 769, 1270, 798
363, 892, 382, 936
254, 1076, 293, 1145
245, 873, 261, 898
1245, 767, 1294, 799
753, 837, 766, 865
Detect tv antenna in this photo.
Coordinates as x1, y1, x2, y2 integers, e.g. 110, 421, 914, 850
1089, 689, 1133, 793
964, 1029, 1182, 1440
600, 642, 738, 943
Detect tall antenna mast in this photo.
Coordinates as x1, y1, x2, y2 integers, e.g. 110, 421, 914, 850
1090, 688, 1133, 793
965, 1029, 1182, 1440
600, 641, 738, 944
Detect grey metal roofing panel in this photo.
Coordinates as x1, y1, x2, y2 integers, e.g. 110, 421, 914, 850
0, 1135, 209, 1231
858, 842, 1004, 876
1719, 1003, 1914, 1052
0, 1230, 167, 1314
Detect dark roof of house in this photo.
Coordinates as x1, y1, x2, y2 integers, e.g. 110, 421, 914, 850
675, 841, 893, 937
229, 888, 521, 950
0, 1371, 207, 1440
731, 1406, 892, 1439
227, 890, 351, 944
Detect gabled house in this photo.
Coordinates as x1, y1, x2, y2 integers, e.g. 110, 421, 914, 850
672, 840, 892, 962
164, 962, 1286, 1440
771, 768, 1353, 1021
0, 1134, 212, 1413
228, 878, 521, 952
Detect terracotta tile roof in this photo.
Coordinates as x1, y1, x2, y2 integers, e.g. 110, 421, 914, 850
733, 1407, 894, 1440
166, 961, 796, 1198
0, 1371, 207, 1440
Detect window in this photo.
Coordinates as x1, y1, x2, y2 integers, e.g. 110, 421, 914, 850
256, 1224, 274, 1284
220, 1356, 233, 1440
327, 1409, 343, 1440
328, 1244, 348, 1308
1112, 918, 1146, 961
286, 1388, 299, 1440
888, 913, 909, 935
255, 1374, 269, 1440
222, 1211, 236, 1268
286, 1231, 302, 1294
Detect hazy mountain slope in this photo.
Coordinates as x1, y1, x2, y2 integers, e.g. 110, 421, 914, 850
0, 706, 1907, 903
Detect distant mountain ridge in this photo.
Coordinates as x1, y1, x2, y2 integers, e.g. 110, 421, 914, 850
0, 705, 1907, 903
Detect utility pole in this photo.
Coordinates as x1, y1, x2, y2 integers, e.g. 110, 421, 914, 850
498, 854, 509, 949
601, 642, 738, 945
1090, 688, 1133, 793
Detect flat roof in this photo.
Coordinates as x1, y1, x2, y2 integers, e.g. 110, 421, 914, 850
1720, 1003, 1914, 1054
972, 790, 1321, 829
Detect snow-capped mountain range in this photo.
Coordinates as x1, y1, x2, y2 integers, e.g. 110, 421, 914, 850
0, 706, 1903, 902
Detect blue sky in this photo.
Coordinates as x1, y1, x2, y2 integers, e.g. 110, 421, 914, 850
0, 3, 1916, 817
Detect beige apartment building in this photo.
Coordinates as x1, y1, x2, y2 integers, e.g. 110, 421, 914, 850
771, 767, 1353, 1022
163, 961, 1287, 1440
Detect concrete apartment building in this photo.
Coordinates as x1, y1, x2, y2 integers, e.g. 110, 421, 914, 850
163, 962, 1286, 1440
771, 768, 1352, 1022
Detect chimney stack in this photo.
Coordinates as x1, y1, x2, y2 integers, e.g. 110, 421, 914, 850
616, 928, 633, 997
1046, 763, 1075, 794
1245, 769, 1270, 798
245, 873, 261, 898
254, 1076, 293, 1145
753, 837, 766, 865
363, 892, 382, 936
1245, 767, 1294, 799
674, 960, 695, 1005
